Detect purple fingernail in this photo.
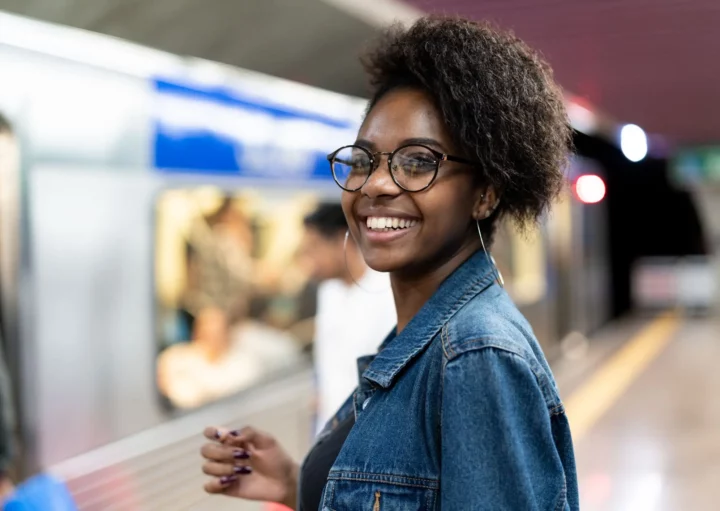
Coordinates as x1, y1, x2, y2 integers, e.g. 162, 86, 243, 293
234, 449, 251, 460
220, 475, 237, 485
234, 465, 252, 475
229, 430, 240, 437
214, 430, 221, 440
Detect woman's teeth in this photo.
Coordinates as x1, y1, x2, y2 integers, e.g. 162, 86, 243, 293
366, 216, 418, 231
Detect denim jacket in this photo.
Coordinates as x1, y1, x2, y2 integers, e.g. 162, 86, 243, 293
310, 250, 579, 511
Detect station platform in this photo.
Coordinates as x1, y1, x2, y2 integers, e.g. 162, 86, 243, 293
41, 312, 719, 510
556, 312, 719, 511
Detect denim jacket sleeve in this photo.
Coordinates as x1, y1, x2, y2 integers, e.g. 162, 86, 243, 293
441, 346, 569, 510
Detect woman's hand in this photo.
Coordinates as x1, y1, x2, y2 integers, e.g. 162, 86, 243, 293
201, 426, 299, 508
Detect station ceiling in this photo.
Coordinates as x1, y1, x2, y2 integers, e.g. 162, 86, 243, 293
0, 0, 377, 97
1, 0, 717, 146
407, 0, 720, 146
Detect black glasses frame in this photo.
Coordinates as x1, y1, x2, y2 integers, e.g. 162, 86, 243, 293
326, 143, 478, 192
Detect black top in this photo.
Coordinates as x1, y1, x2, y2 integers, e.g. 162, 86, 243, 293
298, 414, 355, 511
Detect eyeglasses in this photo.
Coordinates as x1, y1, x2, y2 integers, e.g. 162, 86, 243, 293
327, 144, 478, 192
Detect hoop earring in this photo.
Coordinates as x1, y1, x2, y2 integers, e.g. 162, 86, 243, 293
343, 230, 388, 293
476, 219, 504, 287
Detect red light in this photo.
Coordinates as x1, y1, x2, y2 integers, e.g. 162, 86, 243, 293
574, 174, 606, 204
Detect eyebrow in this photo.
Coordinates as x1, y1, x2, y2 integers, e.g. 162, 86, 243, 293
354, 138, 376, 150
354, 137, 447, 152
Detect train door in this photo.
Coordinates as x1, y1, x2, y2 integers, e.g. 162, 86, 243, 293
548, 157, 611, 345
492, 220, 558, 358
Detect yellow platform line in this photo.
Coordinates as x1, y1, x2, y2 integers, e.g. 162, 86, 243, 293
564, 310, 681, 442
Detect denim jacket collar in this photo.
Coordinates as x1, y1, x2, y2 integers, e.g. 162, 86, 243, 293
362, 250, 497, 389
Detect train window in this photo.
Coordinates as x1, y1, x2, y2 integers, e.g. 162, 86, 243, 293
154, 187, 319, 410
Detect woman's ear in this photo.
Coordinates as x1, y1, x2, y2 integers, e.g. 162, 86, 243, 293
472, 186, 499, 220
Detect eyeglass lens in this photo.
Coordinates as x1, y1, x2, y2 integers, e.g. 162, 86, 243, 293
331, 145, 438, 192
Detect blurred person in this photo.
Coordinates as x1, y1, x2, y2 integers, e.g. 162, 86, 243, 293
158, 306, 301, 409
180, 198, 255, 341
199, 16, 578, 510
297, 203, 395, 434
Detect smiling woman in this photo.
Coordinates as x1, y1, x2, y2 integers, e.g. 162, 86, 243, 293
200, 15, 578, 511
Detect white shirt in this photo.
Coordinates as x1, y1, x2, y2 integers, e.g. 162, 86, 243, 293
313, 269, 396, 433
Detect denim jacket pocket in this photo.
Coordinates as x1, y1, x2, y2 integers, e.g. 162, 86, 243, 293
321, 472, 438, 511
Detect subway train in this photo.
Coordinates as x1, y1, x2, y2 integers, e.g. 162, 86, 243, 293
0, 12, 611, 510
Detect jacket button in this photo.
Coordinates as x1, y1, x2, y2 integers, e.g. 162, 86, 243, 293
362, 397, 371, 410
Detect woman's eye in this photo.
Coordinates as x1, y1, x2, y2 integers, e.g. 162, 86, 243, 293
404, 159, 435, 171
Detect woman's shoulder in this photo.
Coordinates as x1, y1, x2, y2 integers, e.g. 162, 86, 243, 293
442, 284, 543, 363
439, 284, 562, 407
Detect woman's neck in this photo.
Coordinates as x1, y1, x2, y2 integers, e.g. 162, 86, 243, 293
391, 240, 481, 333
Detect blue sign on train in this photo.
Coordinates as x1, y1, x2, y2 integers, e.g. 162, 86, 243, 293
151, 78, 360, 181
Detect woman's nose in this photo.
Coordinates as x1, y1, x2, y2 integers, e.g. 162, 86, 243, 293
361, 155, 401, 198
